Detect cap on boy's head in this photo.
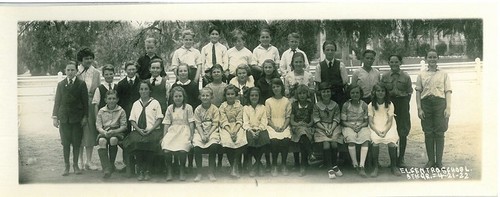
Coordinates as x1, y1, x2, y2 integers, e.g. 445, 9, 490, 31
318, 82, 331, 91
145, 37, 156, 45
76, 47, 94, 62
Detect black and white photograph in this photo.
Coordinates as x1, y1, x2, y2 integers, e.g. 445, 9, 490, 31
2, 2, 498, 196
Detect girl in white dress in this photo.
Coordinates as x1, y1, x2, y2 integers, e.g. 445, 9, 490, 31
368, 83, 400, 177
242, 87, 270, 177
265, 78, 292, 176
162, 86, 195, 181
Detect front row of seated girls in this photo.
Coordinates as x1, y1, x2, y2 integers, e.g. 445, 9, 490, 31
95, 78, 401, 181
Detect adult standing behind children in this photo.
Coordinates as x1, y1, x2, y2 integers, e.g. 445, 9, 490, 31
115, 61, 141, 177
381, 54, 413, 168
415, 49, 452, 169
76, 47, 101, 171
251, 28, 280, 81
171, 30, 203, 83
227, 29, 253, 83
53, 61, 88, 176
137, 37, 166, 80
351, 49, 381, 104
279, 32, 310, 77
200, 26, 228, 86
314, 41, 348, 108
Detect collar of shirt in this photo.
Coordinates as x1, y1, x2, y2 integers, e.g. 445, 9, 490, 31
67, 77, 76, 84
176, 79, 191, 85
390, 70, 403, 76
78, 65, 95, 73
298, 102, 308, 109
234, 46, 247, 52
181, 46, 193, 51
150, 76, 162, 84
325, 58, 337, 64
102, 105, 122, 112
426, 68, 440, 72
209, 42, 218, 47
106, 82, 115, 90
289, 48, 301, 54
127, 76, 136, 82
257, 44, 274, 51
146, 53, 158, 59
316, 100, 335, 111
139, 98, 154, 105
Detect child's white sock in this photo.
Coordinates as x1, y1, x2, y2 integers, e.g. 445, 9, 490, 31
360, 146, 369, 167
348, 146, 358, 166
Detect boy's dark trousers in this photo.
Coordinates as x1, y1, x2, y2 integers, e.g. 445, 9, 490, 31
60, 122, 83, 166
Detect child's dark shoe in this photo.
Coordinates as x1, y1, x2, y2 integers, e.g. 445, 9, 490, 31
424, 161, 435, 168
391, 167, 402, 176
299, 166, 306, 177
62, 165, 70, 176
398, 159, 407, 168
359, 167, 367, 178
208, 173, 217, 182
144, 171, 151, 181
370, 167, 378, 178
249, 168, 256, 177
435, 163, 443, 169
179, 169, 186, 181
271, 166, 278, 177
73, 165, 82, 175
282, 165, 289, 176
137, 171, 145, 181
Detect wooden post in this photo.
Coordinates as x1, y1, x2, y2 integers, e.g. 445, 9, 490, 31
319, 27, 326, 61
57, 71, 63, 82
420, 60, 426, 71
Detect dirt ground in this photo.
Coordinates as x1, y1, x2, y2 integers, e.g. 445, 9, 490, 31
18, 81, 482, 185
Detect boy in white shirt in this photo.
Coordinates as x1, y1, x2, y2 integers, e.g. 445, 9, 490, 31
279, 33, 310, 77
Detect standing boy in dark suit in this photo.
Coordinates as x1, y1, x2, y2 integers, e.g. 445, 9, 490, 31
314, 40, 349, 108
52, 61, 89, 176
137, 37, 166, 80
115, 61, 141, 177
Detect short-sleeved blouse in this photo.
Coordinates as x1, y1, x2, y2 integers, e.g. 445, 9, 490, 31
341, 100, 368, 124
129, 98, 164, 131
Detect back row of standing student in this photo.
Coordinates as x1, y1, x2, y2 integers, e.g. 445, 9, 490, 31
137, 38, 166, 81
169, 28, 312, 85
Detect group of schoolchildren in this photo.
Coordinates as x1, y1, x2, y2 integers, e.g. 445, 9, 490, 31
52, 26, 452, 182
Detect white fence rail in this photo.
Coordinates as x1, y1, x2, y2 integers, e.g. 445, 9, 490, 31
18, 59, 482, 98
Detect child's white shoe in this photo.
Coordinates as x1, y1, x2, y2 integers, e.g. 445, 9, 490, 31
328, 169, 336, 179
332, 166, 343, 177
